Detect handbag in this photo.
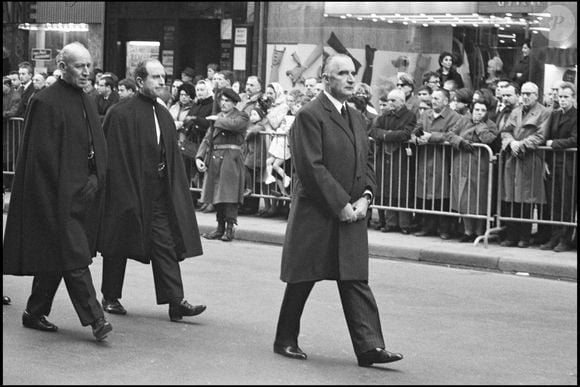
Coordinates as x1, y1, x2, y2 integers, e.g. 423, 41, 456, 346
179, 139, 198, 160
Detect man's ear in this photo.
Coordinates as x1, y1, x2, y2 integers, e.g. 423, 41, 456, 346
57, 61, 66, 71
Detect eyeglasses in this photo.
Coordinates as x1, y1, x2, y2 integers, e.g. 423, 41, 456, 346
428, 80, 440, 84
396, 83, 406, 87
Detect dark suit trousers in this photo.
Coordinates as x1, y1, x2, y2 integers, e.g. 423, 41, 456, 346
26, 267, 104, 326
101, 175, 184, 305
275, 280, 386, 356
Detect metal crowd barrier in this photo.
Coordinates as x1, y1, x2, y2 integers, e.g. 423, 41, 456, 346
370, 140, 497, 247
6, 117, 570, 250
485, 146, 578, 243
2, 117, 24, 180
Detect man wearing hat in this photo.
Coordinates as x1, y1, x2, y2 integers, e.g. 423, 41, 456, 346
181, 67, 196, 86
195, 88, 249, 242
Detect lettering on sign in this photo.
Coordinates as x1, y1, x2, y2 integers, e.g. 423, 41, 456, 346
234, 28, 247, 45
31, 48, 52, 61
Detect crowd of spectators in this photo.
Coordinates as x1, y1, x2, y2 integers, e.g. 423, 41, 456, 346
3, 46, 577, 252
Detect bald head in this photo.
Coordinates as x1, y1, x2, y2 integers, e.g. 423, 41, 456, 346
388, 89, 406, 103
58, 42, 92, 89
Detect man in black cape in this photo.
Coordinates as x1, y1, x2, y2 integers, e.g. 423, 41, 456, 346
98, 58, 206, 322
3, 42, 113, 341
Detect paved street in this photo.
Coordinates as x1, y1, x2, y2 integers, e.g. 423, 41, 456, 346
3, 239, 577, 385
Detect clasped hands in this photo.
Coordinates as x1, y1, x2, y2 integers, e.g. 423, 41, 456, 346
413, 131, 431, 145
338, 197, 369, 224
509, 140, 525, 157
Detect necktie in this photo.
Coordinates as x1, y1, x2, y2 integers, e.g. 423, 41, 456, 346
341, 104, 348, 121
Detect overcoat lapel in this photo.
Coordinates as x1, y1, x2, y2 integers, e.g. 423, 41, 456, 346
318, 93, 355, 145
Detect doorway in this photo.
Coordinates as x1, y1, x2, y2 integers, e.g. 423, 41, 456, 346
177, 19, 221, 79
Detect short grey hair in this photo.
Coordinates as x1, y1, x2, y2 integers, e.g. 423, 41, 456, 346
388, 89, 406, 103
521, 81, 539, 94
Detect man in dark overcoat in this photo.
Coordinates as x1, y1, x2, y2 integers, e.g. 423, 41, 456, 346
98, 59, 206, 321
3, 42, 113, 341
273, 54, 403, 367
540, 82, 577, 252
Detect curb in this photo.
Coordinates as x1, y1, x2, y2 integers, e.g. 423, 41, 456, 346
199, 224, 577, 281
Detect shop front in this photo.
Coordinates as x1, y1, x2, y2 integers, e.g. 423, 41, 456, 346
102, 2, 251, 83
3, 1, 104, 76
261, 2, 577, 104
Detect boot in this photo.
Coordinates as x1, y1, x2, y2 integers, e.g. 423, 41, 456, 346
221, 221, 235, 242
203, 221, 225, 240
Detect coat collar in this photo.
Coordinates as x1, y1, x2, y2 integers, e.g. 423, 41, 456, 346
318, 92, 355, 145
387, 105, 409, 118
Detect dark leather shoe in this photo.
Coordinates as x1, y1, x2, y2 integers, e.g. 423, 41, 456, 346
414, 230, 430, 237
22, 311, 58, 332
169, 300, 207, 322
357, 348, 403, 367
102, 298, 127, 315
554, 241, 572, 252
540, 239, 558, 250
500, 239, 517, 247
91, 317, 113, 341
439, 232, 452, 240
3, 295, 11, 305
400, 228, 410, 235
459, 234, 476, 243
273, 343, 307, 360
517, 240, 530, 248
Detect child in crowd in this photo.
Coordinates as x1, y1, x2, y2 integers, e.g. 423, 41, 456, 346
263, 93, 308, 190
264, 116, 293, 188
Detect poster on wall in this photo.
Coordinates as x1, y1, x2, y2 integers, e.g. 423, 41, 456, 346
126, 41, 160, 78
265, 43, 439, 107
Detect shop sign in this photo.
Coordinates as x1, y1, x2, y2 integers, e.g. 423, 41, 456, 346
234, 28, 247, 45
31, 48, 51, 61
477, 2, 548, 14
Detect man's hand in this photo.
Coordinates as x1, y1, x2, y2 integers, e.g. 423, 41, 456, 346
416, 132, 431, 145
460, 140, 475, 153
195, 158, 207, 172
351, 197, 370, 221
510, 140, 522, 157
338, 203, 358, 223
206, 115, 218, 121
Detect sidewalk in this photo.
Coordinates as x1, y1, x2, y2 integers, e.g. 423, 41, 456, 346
196, 209, 577, 281
3, 191, 576, 281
